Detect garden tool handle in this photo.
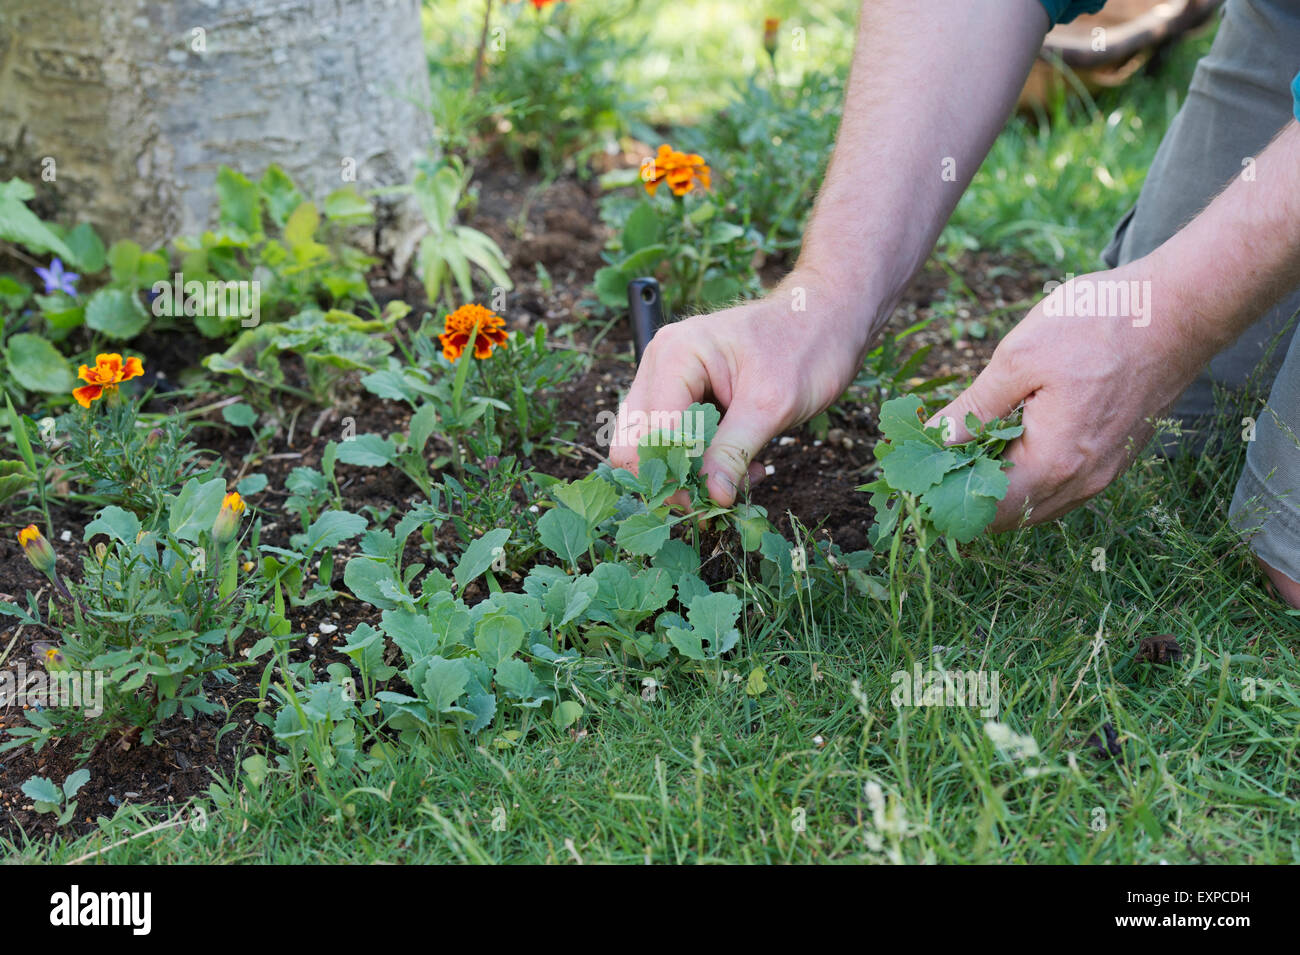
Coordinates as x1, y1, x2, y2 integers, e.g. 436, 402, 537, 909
627, 277, 665, 365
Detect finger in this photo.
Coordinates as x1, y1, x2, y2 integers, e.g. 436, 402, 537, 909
608, 335, 708, 474
927, 353, 1030, 444
987, 395, 1072, 532
700, 395, 778, 506
687, 461, 767, 531
989, 434, 1036, 532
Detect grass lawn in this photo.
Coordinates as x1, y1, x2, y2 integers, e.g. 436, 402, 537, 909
10, 415, 1297, 864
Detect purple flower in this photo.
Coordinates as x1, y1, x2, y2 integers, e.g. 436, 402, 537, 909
34, 257, 79, 298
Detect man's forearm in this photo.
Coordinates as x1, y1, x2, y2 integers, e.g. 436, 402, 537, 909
794, 0, 1050, 352
1148, 121, 1300, 371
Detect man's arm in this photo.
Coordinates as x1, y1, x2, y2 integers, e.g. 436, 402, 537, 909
934, 121, 1300, 531
610, 0, 1052, 504
798, 0, 1051, 340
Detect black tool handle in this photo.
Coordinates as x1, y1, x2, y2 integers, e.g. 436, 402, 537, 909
627, 277, 665, 365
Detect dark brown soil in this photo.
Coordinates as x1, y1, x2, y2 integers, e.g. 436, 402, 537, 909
0, 153, 1049, 842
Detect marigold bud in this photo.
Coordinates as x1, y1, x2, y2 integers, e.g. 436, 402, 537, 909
213, 492, 245, 545
17, 525, 56, 574
145, 427, 165, 448
763, 17, 780, 58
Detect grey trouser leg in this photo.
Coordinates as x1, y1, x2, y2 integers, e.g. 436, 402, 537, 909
1101, 0, 1300, 424
1100, 0, 1300, 583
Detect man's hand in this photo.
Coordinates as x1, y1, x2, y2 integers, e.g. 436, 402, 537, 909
608, 274, 868, 505
931, 264, 1206, 530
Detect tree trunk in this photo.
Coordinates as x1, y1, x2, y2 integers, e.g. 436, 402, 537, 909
0, 0, 431, 264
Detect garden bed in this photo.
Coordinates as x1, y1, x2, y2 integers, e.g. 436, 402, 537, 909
0, 153, 1052, 842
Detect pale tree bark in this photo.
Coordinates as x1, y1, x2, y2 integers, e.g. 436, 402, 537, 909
0, 0, 431, 266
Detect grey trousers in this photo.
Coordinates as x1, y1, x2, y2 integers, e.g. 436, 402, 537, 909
1099, 0, 1300, 582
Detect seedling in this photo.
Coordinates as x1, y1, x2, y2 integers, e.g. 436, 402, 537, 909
21, 770, 90, 826
859, 394, 1023, 560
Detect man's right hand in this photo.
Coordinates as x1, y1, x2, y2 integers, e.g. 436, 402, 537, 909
608, 272, 870, 506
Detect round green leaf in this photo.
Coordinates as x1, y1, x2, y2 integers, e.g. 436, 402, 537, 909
85, 287, 148, 339
5, 333, 74, 393
222, 402, 259, 427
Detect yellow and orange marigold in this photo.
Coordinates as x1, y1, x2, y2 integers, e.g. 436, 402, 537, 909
517, 0, 566, 9
73, 353, 143, 408
643, 144, 711, 198
438, 303, 509, 362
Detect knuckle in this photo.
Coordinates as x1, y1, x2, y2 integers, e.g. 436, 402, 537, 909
645, 322, 689, 360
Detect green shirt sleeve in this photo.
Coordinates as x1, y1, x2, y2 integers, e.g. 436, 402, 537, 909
1037, 1, 1107, 26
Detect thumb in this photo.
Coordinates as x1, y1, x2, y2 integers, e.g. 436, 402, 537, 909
928, 356, 1029, 444
699, 399, 776, 506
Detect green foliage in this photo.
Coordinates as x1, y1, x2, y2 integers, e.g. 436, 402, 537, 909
351, 317, 583, 490
594, 183, 760, 317
0, 178, 80, 265
0, 479, 261, 751
166, 165, 375, 336
288, 398, 877, 777
673, 71, 843, 255
5, 332, 75, 394
258, 504, 369, 609
425, 67, 519, 160
203, 301, 409, 409
470, 0, 643, 177
859, 395, 1022, 554
21, 769, 90, 826
397, 156, 511, 309
942, 32, 1212, 268
439, 454, 546, 572
283, 451, 344, 535
49, 384, 216, 520
850, 319, 961, 411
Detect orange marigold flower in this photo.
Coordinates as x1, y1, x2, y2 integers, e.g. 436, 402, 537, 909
438, 303, 509, 362
643, 144, 712, 198
73, 353, 144, 408
517, 0, 565, 8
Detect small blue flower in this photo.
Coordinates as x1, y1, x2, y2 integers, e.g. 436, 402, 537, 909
34, 257, 79, 297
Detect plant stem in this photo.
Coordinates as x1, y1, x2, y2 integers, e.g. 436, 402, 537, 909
472, 0, 496, 95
